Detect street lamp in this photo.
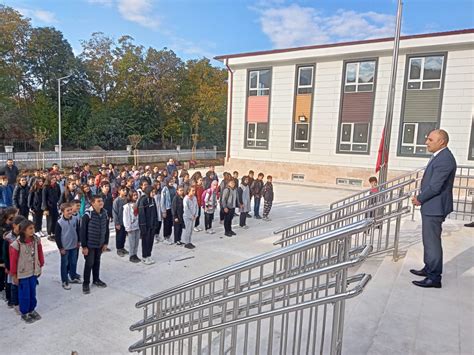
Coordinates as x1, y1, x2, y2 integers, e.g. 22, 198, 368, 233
57, 73, 72, 169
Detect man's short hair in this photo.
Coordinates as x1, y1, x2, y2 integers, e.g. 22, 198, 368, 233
435, 129, 449, 144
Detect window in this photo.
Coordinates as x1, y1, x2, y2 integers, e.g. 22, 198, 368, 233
297, 66, 313, 94
294, 123, 310, 150
400, 122, 437, 155
339, 123, 369, 152
344, 61, 375, 93
407, 56, 444, 90
249, 69, 270, 96
246, 122, 268, 148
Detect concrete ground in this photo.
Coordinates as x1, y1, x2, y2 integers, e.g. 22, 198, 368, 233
0, 182, 472, 355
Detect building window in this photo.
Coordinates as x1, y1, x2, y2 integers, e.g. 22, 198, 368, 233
294, 122, 310, 150
400, 122, 437, 155
344, 61, 376, 93
297, 66, 313, 94
249, 69, 270, 96
246, 122, 268, 149
398, 53, 446, 157
339, 122, 370, 152
407, 56, 444, 90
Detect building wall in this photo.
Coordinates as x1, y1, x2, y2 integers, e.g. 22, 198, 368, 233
226, 43, 474, 186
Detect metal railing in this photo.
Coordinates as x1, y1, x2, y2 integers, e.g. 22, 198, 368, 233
450, 165, 474, 220
130, 219, 375, 355
274, 179, 417, 260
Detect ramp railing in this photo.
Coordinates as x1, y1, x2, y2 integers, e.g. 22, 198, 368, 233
129, 219, 374, 355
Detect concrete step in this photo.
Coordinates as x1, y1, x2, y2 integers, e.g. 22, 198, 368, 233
343, 252, 405, 355
366, 220, 474, 355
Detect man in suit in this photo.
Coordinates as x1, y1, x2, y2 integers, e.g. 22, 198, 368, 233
411, 129, 457, 288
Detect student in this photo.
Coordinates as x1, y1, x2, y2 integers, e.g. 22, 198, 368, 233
76, 184, 93, 217
99, 181, 113, 221
0, 174, 13, 208
123, 190, 141, 263
203, 180, 218, 234
9, 220, 44, 323
80, 163, 92, 185
247, 170, 255, 217
13, 176, 30, 218
166, 158, 177, 176
138, 186, 158, 265
42, 176, 61, 241
0, 207, 18, 297
113, 185, 129, 257
183, 186, 198, 249
87, 176, 98, 195
171, 185, 185, 246
193, 177, 204, 232
221, 179, 237, 237
136, 179, 149, 200
59, 179, 76, 205
232, 171, 240, 216
219, 172, 230, 224
80, 195, 109, 295
55, 203, 81, 290
161, 177, 176, 245
237, 176, 251, 229
250, 173, 265, 219
153, 182, 163, 243
3, 215, 25, 313
367, 176, 380, 221
262, 176, 274, 221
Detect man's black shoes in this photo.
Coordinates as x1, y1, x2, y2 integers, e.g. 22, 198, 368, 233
412, 278, 441, 288
82, 285, 90, 294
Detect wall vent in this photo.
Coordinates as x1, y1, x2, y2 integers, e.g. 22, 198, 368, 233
292, 174, 305, 182
336, 178, 363, 187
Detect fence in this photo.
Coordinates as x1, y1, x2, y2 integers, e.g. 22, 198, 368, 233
129, 220, 374, 355
0, 148, 224, 169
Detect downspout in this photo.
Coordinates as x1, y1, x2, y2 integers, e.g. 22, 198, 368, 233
225, 58, 234, 163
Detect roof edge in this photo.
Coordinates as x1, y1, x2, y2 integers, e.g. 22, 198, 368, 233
214, 28, 474, 61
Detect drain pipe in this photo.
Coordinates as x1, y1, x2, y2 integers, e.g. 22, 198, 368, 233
225, 58, 234, 163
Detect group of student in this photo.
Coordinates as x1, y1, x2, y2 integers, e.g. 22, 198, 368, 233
0, 158, 275, 324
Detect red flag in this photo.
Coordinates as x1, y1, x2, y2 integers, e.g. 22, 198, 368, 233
376, 128, 388, 173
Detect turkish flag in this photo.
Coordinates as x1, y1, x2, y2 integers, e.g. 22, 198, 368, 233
376, 128, 388, 173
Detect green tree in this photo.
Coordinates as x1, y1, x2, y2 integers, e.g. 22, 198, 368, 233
80, 32, 115, 103
27, 26, 76, 94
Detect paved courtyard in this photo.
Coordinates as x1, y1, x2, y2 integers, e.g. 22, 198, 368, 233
0, 182, 472, 354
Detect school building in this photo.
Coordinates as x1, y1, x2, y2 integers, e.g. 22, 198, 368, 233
215, 29, 474, 187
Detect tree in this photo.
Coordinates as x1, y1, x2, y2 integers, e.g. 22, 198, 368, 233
80, 32, 115, 103
27, 26, 76, 95
178, 59, 227, 149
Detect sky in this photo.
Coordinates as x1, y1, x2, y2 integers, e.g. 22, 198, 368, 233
3, 0, 474, 65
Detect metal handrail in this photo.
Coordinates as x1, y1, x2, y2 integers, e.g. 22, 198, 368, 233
135, 219, 374, 308
274, 204, 411, 246
129, 274, 372, 352
273, 178, 416, 235
329, 167, 425, 208
131, 244, 373, 332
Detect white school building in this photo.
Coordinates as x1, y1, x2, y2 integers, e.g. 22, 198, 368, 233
215, 29, 474, 187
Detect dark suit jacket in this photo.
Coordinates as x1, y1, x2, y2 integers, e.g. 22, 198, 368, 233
418, 148, 457, 217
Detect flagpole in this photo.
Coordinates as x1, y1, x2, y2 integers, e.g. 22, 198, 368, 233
379, 0, 403, 184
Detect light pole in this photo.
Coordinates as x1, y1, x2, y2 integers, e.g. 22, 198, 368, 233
57, 73, 72, 169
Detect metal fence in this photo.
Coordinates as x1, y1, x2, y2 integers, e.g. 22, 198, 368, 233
0, 149, 224, 169
129, 220, 374, 355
